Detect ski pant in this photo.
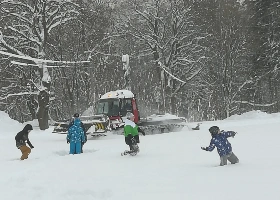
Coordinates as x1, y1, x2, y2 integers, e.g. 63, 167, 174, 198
220, 152, 239, 166
19, 145, 31, 160
69, 142, 82, 154
125, 135, 139, 145
125, 135, 140, 152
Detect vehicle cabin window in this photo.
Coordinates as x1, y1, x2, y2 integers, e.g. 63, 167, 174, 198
120, 99, 132, 116
96, 99, 119, 116
97, 102, 109, 114
109, 100, 119, 116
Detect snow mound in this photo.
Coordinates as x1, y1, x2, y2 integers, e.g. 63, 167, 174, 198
146, 113, 185, 121
23, 119, 39, 128
225, 110, 270, 120
0, 111, 23, 134
82, 105, 95, 116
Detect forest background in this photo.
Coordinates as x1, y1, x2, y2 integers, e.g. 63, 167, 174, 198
0, 0, 279, 129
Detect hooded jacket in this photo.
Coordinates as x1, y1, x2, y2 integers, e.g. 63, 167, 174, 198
123, 119, 139, 137
67, 118, 86, 143
68, 118, 87, 142
15, 124, 33, 149
205, 130, 235, 156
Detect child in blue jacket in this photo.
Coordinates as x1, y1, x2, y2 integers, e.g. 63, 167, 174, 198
68, 113, 87, 153
67, 117, 86, 154
201, 126, 239, 166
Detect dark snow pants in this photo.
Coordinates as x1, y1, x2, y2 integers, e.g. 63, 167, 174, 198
220, 152, 239, 166
125, 135, 139, 152
81, 143, 84, 153
125, 135, 139, 145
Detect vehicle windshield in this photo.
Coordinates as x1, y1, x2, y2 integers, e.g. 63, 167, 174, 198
96, 99, 120, 117
120, 99, 132, 116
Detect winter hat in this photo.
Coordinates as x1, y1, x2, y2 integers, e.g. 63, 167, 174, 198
209, 126, 219, 136
126, 112, 134, 119
73, 113, 80, 118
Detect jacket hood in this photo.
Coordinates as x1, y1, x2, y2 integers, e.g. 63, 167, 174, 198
23, 124, 33, 132
123, 118, 136, 128
73, 118, 81, 126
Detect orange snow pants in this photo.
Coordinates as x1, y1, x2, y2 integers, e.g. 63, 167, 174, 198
20, 145, 31, 160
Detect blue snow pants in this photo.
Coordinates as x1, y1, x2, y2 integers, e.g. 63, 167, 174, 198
69, 142, 82, 154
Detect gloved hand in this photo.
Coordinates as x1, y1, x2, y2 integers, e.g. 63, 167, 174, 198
231, 131, 237, 138
67, 140, 70, 144
30, 145, 34, 149
138, 127, 145, 136
201, 147, 207, 151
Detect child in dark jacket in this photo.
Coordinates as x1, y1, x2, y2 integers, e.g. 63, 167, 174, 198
15, 124, 34, 160
201, 126, 239, 166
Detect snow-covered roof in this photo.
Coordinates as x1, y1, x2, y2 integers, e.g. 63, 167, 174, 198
100, 90, 134, 99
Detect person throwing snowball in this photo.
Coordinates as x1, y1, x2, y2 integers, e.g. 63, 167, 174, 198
201, 126, 239, 166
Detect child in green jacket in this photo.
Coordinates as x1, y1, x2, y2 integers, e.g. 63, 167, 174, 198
122, 112, 145, 155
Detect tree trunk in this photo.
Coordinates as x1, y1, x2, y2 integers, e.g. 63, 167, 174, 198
170, 94, 176, 114
37, 90, 50, 130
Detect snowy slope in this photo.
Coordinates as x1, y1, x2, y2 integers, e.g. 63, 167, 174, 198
0, 110, 279, 200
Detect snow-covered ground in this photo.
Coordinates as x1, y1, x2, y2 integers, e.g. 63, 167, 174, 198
1, 110, 280, 200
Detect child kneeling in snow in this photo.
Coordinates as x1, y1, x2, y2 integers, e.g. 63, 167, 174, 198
201, 126, 239, 166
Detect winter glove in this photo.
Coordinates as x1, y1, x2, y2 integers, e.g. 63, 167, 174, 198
30, 145, 34, 149
231, 131, 237, 138
138, 127, 145, 136
201, 147, 208, 151
67, 140, 70, 144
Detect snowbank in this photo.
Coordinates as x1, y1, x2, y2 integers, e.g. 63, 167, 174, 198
0, 111, 23, 135
225, 110, 271, 120
146, 113, 185, 121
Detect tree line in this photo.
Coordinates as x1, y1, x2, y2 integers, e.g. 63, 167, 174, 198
0, 0, 279, 128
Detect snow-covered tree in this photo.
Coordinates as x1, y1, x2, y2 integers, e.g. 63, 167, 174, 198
115, 0, 208, 115
46, 0, 119, 119
0, 0, 79, 129
244, 0, 280, 112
